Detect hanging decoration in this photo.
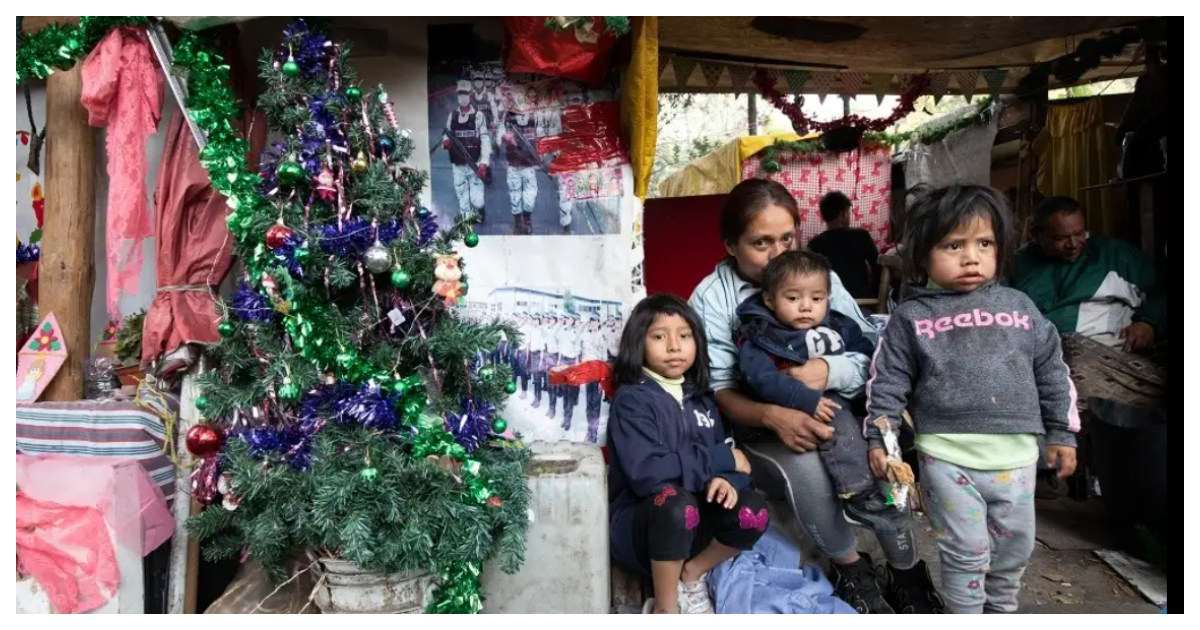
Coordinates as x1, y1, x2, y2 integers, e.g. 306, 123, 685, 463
699, 61, 726, 88
671, 56, 699, 87
838, 71, 865, 100
809, 71, 838, 104
754, 68, 930, 137
1015, 19, 1165, 99
982, 68, 1009, 99
868, 73, 893, 106
780, 69, 810, 95
505, 16, 624, 85
757, 97, 995, 173
543, 16, 631, 39
16, 16, 150, 84
927, 72, 951, 104
954, 70, 980, 97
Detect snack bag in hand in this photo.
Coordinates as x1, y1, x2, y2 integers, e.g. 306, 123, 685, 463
873, 416, 913, 509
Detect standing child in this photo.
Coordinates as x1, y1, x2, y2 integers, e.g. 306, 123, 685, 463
867, 184, 1079, 614
735, 249, 940, 613
608, 294, 768, 614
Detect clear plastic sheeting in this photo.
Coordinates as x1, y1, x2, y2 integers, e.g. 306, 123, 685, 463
903, 104, 1000, 190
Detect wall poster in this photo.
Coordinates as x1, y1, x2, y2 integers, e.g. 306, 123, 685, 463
429, 22, 638, 446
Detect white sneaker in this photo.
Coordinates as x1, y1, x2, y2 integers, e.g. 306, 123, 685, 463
642, 597, 657, 614
677, 576, 714, 614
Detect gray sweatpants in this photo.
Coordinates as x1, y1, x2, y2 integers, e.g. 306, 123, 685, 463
919, 453, 1037, 613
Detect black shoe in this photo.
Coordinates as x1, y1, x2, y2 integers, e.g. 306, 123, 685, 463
829, 554, 894, 614
885, 560, 945, 613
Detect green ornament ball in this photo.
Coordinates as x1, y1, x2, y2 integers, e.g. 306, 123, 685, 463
464, 232, 480, 248
195, 395, 210, 411
460, 279, 469, 293
479, 366, 495, 381
279, 381, 301, 402
491, 417, 508, 434
282, 59, 301, 78
345, 85, 363, 101
277, 161, 305, 185
218, 321, 235, 338
390, 268, 411, 290
360, 467, 379, 482
504, 381, 518, 394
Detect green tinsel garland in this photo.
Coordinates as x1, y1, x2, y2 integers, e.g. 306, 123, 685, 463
544, 16, 631, 37
16, 16, 150, 84
759, 98, 995, 173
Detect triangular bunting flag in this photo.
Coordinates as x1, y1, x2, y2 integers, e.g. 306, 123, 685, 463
671, 56, 698, 87
810, 72, 838, 104
728, 64, 754, 92
868, 73, 893, 105
927, 72, 951, 104
839, 71, 865, 97
658, 53, 672, 78
699, 61, 726, 88
781, 69, 810, 95
982, 68, 1008, 98
954, 70, 980, 96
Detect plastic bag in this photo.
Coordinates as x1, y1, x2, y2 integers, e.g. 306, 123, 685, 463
204, 557, 319, 614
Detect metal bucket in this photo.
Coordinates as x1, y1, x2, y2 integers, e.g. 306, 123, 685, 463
313, 559, 436, 614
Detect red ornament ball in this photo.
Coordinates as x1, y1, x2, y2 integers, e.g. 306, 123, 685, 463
186, 423, 226, 459
487, 495, 503, 508
266, 222, 294, 250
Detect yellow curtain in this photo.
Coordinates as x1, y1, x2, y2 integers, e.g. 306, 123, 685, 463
1033, 99, 1127, 237
620, 17, 658, 200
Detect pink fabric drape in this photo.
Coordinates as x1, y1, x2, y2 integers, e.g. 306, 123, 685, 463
142, 34, 266, 367
81, 27, 163, 318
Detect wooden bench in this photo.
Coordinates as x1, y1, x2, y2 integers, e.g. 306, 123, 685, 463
855, 253, 903, 315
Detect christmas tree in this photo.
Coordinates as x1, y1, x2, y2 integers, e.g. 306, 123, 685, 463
183, 19, 530, 613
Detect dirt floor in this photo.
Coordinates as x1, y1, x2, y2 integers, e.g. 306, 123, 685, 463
777, 494, 1162, 614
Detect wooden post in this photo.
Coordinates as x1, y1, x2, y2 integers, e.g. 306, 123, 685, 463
40, 64, 96, 401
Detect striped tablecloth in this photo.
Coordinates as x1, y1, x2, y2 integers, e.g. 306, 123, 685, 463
16, 397, 178, 503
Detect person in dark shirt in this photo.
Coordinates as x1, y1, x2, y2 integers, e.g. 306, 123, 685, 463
807, 191, 881, 300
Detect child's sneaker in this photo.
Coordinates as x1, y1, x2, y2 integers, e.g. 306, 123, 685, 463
885, 560, 945, 613
677, 575, 714, 613
829, 554, 894, 614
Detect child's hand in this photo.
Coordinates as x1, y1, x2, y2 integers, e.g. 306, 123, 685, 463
732, 448, 752, 474
706, 477, 738, 509
868, 448, 890, 480
1046, 445, 1077, 479
814, 397, 841, 423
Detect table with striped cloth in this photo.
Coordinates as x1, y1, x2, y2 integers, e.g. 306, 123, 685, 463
16, 398, 178, 504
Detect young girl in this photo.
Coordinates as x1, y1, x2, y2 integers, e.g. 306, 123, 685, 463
607, 294, 767, 614
867, 185, 1080, 614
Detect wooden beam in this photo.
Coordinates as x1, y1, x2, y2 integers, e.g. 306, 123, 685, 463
21, 16, 80, 34
39, 64, 95, 401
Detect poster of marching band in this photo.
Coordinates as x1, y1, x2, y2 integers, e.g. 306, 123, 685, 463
429, 22, 637, 445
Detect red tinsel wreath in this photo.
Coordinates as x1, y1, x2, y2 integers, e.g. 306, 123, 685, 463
754, 69, 931, 135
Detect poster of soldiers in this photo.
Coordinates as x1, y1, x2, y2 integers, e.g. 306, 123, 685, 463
427, 23, 624, 236
460, 236, 632, 445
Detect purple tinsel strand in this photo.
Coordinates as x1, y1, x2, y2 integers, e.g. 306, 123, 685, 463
272, 235, 307, 279
17, 242, 40, 264
318, 217, 373, 257
279, 19, 331, 81
230, 280, 275, 323
445, 397, 495, 454
377, 219, 402, 246
244, 426, 283, 456
300, 382, 358, 425
418, 213, 438, 246
335, 383, 399, 430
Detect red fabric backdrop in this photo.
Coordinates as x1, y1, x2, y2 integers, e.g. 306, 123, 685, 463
643, 194, 727, 299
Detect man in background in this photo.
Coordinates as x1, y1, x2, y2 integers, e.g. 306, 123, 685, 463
807, 191, 881, 300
